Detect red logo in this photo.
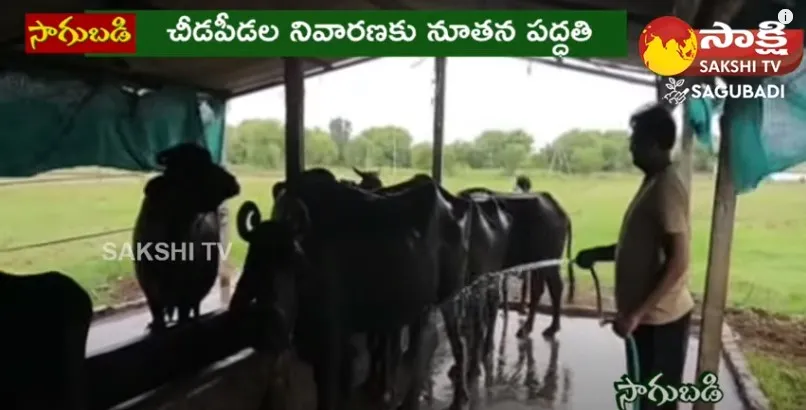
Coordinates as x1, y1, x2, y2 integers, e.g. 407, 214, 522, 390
25, 13, 137, 54
639, 14, 803, 77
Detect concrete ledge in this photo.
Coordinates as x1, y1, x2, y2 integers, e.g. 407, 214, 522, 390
93, 298, 148, 320
110, 349, 276, 410
721, 323, 771, 410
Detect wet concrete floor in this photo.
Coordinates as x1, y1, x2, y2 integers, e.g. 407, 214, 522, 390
88, 299, 746, 409
426, 313, 744, 410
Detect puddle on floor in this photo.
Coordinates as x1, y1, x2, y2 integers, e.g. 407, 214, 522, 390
426, 312, 745, 410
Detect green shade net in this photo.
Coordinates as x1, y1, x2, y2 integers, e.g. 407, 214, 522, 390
0, 68, 226, 177
685, 2, 806, 194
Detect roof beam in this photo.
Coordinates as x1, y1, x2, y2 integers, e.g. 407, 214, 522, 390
518, 57, 655, 87
0, 50, 230, 99
229, 57, 377, 98
519, 0, 659, 25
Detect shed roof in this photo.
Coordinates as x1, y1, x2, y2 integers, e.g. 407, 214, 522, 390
4, 0, 672, 97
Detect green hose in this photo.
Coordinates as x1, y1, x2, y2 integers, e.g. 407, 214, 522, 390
625, 334, 641, 410
589, 265, 641, 410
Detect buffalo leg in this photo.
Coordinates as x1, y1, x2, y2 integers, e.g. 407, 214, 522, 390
441, 301, 469, 409
177, 304, 191, 325
383, 328, 402, 404
519, 271, 530, 314
541, 267, 563, 338
146, 300, 166, 330
399, 311, 437, 410
314, 335, 344, 410
500, 276, 509, 337
362, 332, 381, 394
516, 270, 544, 338
481, 291, 501, 376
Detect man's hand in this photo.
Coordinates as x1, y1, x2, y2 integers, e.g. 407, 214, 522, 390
612, 312, 642, 338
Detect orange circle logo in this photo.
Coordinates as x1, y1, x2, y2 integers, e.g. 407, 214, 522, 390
639, 16, 699, 76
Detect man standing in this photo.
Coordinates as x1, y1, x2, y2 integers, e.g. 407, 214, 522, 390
574, 104, 693, 410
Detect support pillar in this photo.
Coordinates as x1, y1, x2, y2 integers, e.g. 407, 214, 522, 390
284, 58, 305, 185
431, 57, 446, 183
218, 103, 232, 305
217, 204, 231, 305
693, 102, 737, 410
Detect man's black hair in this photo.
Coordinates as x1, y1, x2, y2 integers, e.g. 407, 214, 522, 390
630, 104, 676, 150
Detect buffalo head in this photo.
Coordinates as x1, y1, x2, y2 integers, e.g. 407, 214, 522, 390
352, 166, 383, 191
146, 143, 240, 213
232, 200, 309, 351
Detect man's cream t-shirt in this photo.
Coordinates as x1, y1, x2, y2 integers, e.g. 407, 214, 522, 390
614, 165, 695, 325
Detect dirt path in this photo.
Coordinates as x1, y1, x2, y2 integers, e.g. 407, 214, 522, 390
726, 308, 806, 366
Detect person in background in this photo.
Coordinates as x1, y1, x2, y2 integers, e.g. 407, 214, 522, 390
574, 104, 693, 410
514, 175, 531, 193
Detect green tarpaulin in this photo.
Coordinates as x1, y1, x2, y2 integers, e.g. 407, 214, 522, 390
0, 68, 225, 177
686, 2, 806, 194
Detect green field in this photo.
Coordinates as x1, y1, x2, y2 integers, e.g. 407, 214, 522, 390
2, 168, 804, 314
1, 167, 805, 409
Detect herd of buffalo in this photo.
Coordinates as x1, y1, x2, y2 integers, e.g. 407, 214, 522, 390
1, 142, 581, 410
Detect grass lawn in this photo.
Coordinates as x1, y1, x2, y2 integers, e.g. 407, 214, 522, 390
1, 167, 804, 408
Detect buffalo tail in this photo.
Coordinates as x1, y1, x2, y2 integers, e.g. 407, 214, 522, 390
565, 218, 575, 304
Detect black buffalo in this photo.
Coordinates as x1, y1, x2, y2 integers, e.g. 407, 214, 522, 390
133, 143, 240, 330
0, 270, 93, 410
359, 175, 514, 407
232, 169, 469, 410
462, 187, 574, 339
455, 190, 512, 385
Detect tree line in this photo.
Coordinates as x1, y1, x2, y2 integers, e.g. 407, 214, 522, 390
225, 117, 716, 175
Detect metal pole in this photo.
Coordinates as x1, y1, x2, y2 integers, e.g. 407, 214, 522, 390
284, 58, 305, 185
431, 57, 446, 183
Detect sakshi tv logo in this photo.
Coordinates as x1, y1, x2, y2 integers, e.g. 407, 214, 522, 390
639, 9, 802, 105
639, 9, 802, 77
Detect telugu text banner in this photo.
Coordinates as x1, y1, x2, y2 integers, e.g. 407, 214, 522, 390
123, 10, 627, 58
26, 13, 136, 54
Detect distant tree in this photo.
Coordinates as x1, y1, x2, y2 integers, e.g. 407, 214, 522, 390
328, 117, 352, 163
224, 125, 248, 165
410, 142, 433, 170
353, 126, 414, 168
305, 127, 339, 166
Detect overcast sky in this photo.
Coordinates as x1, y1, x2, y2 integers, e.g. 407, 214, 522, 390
226, 57, 659, 148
